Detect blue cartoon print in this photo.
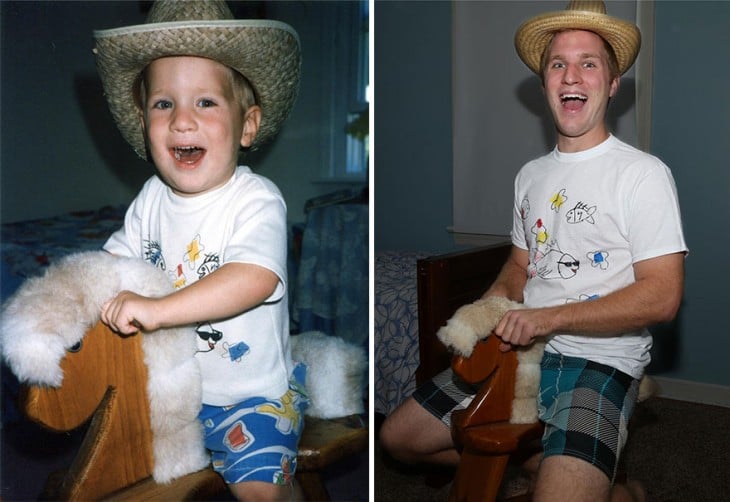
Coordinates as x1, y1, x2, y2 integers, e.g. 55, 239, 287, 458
144, 238, 166, 270
566, 293, 601, 303
223, 341, 250, 362
587, 250, 610, 270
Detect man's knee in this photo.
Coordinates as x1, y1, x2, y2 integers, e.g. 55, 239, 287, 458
534, 455, 611, 502
379, 398, 430, 461
379, 412, 407, 457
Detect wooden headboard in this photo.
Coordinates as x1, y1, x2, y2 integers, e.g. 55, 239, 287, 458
415, 242, 511, 384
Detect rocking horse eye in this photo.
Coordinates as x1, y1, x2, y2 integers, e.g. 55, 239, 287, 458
68, 341, 83, 353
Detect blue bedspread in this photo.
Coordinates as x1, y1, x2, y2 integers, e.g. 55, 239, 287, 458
1, 205, 127, 303
374, 250, 429, 415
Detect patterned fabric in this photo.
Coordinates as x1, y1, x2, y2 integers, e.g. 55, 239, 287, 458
199, 363, 309, 485
1, 205, 127, 302
374, 251, 429, 415
412, 367, 480, 428
539, 351, 639, 481
293, 204, 368, 348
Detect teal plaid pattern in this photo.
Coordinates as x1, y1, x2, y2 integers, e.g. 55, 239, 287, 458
538, 351, 639, 481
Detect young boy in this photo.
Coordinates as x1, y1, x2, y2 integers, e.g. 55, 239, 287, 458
93, 1, 307, 500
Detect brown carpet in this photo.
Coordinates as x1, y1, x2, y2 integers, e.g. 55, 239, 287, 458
374, 398, 730, 502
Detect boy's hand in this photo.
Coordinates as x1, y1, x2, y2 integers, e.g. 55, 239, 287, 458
101, 291, 160, 335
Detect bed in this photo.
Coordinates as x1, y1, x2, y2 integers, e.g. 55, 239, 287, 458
374, 242, 511, 418
0, 205, 128, 304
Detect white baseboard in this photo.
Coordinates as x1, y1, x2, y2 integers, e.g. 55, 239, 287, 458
651, 376, 730, 408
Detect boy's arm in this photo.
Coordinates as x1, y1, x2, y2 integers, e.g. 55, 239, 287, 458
101, 262, 279, 335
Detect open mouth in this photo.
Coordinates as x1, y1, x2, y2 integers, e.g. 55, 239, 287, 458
560, 93, 587, 111
171, 146, 205, 164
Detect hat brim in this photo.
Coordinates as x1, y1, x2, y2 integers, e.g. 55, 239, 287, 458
515, 10, 640, 76
94, 20, 300, 159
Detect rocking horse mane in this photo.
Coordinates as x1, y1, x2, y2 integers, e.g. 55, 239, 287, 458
0, 251, 209, 485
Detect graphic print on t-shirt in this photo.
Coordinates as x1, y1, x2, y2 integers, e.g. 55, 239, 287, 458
524, 184, 612, 282
143, 238, 166, 270
527, 217, 580, 281
565, 201, 596, 225
161, 233, 243, 363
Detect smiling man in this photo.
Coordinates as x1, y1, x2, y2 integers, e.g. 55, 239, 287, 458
380, 2, 687, 501
542, 30, 619, 152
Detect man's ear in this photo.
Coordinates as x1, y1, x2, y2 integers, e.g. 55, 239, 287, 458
240, 105, 262, 148
609, 75, 620, 98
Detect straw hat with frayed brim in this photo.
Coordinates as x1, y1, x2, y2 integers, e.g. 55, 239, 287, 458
93, 0, 300, 159
515, 0, 640, 76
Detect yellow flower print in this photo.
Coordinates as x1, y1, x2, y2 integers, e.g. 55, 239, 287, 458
184, 235, 205, 270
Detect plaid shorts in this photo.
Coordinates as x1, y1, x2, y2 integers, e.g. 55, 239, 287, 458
413, 352, 639, 481
539, 351, 639, 481
412, 367, 480, 428
198, 363, 309, 485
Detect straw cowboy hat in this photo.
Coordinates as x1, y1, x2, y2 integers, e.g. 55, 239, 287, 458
515, 0, 641, 76
93, 0, 301, 158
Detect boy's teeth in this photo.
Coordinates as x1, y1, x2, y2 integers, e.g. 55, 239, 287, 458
173, 146, 203, 163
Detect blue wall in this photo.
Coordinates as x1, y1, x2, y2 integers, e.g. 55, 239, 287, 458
374, 1, 730, 386
374, 1, 455, 254
648, 1, 730, 385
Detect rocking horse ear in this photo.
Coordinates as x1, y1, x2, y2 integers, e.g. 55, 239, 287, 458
0, 325, 67, 386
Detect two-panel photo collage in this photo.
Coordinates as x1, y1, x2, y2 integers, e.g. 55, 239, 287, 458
2, 0, 728, 501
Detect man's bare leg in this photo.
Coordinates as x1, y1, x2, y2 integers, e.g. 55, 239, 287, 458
379, 397, 459, 465
533, 455, 644, 502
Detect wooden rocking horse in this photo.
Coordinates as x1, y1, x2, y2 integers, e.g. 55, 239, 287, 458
448, 336, 543, 502
20, 321, 367, 501
415, 244, 543, 501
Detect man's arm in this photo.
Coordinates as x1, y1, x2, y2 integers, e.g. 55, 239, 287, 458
495, 252, 685, 348
101, 262, 279, 334
483, 245, 530, 302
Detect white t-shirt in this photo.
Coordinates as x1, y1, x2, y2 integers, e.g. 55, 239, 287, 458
511, 135, 687, 378
104, 166, 292, 406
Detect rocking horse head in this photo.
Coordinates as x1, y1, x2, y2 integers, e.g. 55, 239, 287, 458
0, 251, 209, 497
21, 321, 151, 435
17, 321, 159, 499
